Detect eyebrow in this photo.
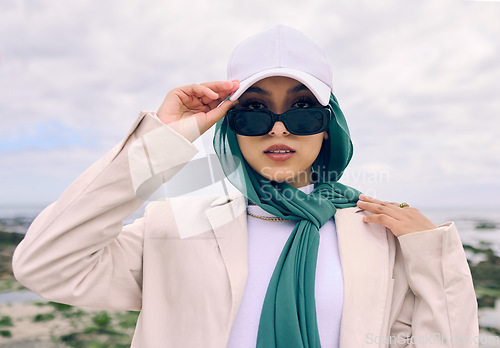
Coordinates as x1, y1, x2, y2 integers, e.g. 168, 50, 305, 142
243, 83, 309, 96
244, 86, 271, 96
288, 84, 309, 93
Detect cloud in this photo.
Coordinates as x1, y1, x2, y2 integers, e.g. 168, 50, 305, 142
0, 0, 499, 207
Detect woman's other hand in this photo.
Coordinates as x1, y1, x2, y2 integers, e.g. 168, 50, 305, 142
356, 194, 438, 237
157, 80, 240, 140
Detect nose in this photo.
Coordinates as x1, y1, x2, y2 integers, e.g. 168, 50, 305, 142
268, 121, 290, 136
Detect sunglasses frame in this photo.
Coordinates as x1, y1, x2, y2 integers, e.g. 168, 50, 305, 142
226, 106, 333, 136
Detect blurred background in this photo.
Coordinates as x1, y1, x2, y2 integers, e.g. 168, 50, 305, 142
1, 0, 499, 346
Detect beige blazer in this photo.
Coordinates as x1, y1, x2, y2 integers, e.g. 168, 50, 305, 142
13, 112, 479, 347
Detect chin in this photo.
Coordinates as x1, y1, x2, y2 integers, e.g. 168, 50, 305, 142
259, 167, 306, 184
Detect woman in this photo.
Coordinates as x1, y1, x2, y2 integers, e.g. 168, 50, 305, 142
13, 25, 478, 347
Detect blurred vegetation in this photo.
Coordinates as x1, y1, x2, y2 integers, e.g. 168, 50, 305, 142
0, 231, 24, 246
466, 245, 500, 290
0, 231, 25, 292
464, 242, 500, 319
59, 310, 138, 347
0, 330, 12, 338
33, 313, 56, 322
0, 315, 13, 327
476, 223, 497, 229
0, 232, 139, 345
0, 314, 13, 339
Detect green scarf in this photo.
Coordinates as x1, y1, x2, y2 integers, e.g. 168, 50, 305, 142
213, 93, 361, 347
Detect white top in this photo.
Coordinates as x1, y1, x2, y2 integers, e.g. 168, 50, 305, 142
227, 184, 343, 347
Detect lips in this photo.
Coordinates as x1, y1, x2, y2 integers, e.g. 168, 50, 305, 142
264, 144, 295, 153
264, 144, 296, 162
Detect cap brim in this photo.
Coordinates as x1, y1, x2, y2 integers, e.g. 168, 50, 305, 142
228, 68, 331, 106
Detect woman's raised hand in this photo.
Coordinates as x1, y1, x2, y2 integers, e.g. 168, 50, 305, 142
357, 194, 438, 237
156, 80, 240, 141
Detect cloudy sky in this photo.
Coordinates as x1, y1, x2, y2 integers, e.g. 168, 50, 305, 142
1, 0, 499, 212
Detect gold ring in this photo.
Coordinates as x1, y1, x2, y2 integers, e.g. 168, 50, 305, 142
398, 202, 410, 208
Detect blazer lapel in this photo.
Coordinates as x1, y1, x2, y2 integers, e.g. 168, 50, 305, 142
204, 196, 395, 345
335, 207, 394, 347
205, 191, 249, 321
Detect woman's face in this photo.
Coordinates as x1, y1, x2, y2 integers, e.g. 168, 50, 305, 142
235, 76, 328, 188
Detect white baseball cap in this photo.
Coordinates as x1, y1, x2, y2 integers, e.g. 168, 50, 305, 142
227, 25, 333, 106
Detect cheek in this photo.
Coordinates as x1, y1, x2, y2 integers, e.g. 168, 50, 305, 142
297, 136, 326, 167
304, 135, 326, 155
236, 136, 256, 159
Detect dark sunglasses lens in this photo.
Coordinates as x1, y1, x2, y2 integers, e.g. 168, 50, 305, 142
285, 109, 329, 135
233, 111, 271, 136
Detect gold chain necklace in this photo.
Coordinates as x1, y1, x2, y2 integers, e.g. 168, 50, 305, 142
247, 210, 292, 222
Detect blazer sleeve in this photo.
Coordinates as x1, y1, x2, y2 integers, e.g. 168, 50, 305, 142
389, 222, 479, 347
12, 111, 199, 311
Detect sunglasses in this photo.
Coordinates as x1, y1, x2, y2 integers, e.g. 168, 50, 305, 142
226, 106, 332, 136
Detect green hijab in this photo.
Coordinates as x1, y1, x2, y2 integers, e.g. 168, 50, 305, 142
213, 93, 361, 347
